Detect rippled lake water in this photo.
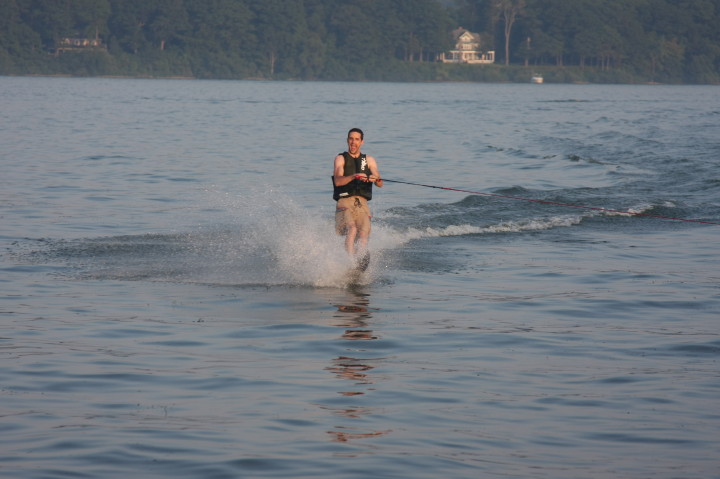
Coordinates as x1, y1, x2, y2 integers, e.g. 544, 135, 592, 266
1, 77, 719, 478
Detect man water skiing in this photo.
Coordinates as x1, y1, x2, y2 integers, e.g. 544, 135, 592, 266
332, 128, 383, 270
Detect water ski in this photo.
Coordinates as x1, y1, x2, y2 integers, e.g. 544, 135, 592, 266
346, 252, 370, 283
355, 252, 370, 272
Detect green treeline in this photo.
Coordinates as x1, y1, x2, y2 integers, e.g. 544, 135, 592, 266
1, 0, 719, 83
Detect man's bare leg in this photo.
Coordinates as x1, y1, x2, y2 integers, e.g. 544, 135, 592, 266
345, 226, 358, 256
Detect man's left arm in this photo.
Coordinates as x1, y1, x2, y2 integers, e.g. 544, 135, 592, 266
367, 156, 383, 187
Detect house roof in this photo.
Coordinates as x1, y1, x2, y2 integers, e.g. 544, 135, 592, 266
452, 27, 481, 43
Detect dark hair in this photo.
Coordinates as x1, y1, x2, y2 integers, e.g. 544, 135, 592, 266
347, 128, 364, 140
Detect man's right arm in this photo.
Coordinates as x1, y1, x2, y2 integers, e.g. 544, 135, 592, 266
333, 154, 360, 186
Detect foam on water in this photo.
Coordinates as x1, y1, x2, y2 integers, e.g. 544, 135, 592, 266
22, 188, 385, 288
25, 186, 671, 289
203, 188, 381, 287
373, 200, 666, 245
376, 215, 584, 243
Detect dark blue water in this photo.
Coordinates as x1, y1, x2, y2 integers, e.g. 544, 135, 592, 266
1, 77, 719, 478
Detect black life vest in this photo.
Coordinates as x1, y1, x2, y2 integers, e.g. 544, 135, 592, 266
332, 152, 373, 201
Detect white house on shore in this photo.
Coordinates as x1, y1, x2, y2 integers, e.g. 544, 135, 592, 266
439, 27, 495, 64
52, 32, 105, 56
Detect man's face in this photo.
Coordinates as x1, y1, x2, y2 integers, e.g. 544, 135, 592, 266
347, 132, 363, 156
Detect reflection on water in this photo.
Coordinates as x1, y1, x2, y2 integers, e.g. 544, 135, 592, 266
329, 427, 390, 443
324, 287, 392, 443
328, 356, 376, 388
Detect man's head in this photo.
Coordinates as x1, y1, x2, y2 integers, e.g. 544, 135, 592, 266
347, 128, 364, 156
347, 128, 364, 140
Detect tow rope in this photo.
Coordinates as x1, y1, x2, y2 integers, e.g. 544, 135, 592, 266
382, 179, 720, 226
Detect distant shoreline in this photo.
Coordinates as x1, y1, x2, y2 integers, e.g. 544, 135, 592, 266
5, 72, 717, 86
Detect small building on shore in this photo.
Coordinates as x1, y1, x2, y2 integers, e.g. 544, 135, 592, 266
439, 27, 494, 64
52, 35, 106, 55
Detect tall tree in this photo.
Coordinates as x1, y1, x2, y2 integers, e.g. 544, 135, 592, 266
296, 0, 329, 79
25, 0, 75, 49
326, 0, 385, 77
107, 0, 155, 54
453, 0, 495, 39
494, 0, 525, 65
248, 0, 308, 78
72, 0, 111, 39
146, 0, 189, 51
0, 0, 43, 60
183, 0, 256, 78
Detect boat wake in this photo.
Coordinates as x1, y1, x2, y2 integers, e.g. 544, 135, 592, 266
374, 196, 666, 245
20, 192, 375, 288
15, 188, 669, 287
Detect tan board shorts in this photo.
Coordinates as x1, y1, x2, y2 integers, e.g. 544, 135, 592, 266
335, 196, 371, 236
